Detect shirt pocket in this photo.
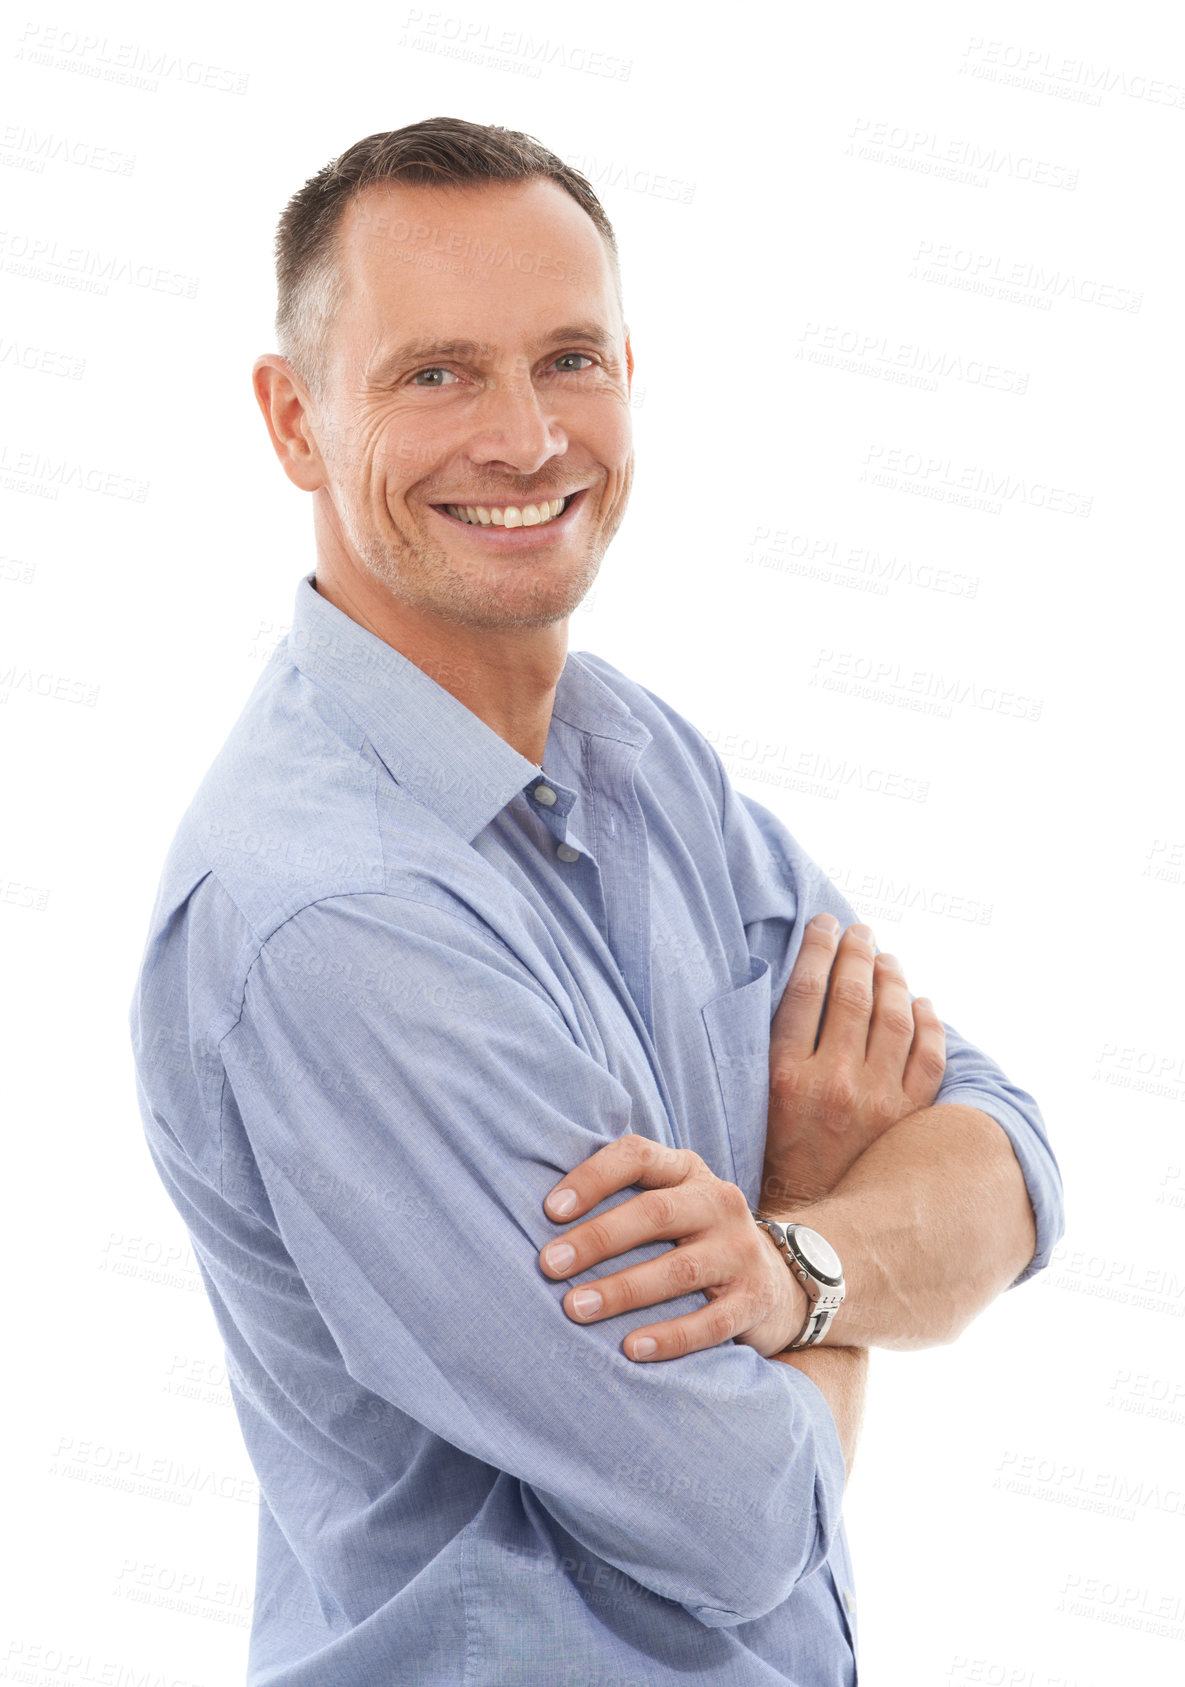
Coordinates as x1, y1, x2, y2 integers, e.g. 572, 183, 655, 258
700, 954, 772, 1210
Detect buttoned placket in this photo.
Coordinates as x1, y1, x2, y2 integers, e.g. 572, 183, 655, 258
525, 734, 655, 1042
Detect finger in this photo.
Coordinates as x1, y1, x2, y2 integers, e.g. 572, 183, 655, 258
543, 1133, 696, 1225
901, 997, 946, 1111
557, 1238, 743, 1331
540, 1176, 750, 1279
621, 1291, 762, 1362
768, 912, 841, 1062
815, 923, 877, 1062
865, 952, 917, 1075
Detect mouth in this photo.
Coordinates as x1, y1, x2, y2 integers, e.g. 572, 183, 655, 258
430, 490, 585, 532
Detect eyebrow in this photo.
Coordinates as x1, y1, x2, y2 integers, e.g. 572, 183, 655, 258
364, 323, 618, 386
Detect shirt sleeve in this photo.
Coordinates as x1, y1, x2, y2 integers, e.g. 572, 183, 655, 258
713, 762, 1065, 1284
217, 889, 847, 1630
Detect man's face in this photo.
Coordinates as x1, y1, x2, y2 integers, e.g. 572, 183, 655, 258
304, 177, 634, 631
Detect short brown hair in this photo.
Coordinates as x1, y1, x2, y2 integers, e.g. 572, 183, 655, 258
274, 116, 621, 396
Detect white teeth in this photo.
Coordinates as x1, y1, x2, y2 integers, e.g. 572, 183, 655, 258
443, 496, 571, 528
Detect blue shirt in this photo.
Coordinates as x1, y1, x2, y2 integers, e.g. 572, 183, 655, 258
130, 574, 1063, 1686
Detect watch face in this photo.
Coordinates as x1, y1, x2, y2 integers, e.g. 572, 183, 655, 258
789, 1226, 843, 1285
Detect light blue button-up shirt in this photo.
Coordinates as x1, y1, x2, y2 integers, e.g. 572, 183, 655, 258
130, 574, 1063, 1686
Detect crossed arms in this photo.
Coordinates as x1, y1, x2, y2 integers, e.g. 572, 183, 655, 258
535, 915, 1041, 1473
217, 872, 1059, 1628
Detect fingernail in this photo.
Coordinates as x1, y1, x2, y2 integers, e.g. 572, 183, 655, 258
545, 1242, 575, 1273
877, 953, 902, 972
571, 1289, 602, 1319
632, 1336, 657, 1359
546, 1187, 577, 1217
850, 924, 875, 944
813, 913, 840, 934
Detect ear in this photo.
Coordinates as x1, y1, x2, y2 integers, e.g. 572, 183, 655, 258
624, 329, 634, 393
252, 355, 326, 492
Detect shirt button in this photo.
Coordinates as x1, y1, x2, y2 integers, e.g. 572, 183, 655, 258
556, 843, 580, 863
533, 784, 558, 806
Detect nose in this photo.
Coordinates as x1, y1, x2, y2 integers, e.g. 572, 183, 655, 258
465, 365, 568, 476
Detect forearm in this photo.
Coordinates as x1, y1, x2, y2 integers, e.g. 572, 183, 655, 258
761, 1102, 1037, 1349
770, 1346, 868, 1479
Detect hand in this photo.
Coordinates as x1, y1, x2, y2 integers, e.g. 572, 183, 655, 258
761, 915, 946, 1209
538, 1134, 807, 1362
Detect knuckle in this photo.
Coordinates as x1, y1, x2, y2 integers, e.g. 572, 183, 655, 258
714, 1179, 751, 1220
706, 1300, 739, 1343
668, 1249, 705, 1292
878, 1007, 916, 1041
620, 1132, 651, 1166
615, 1272, 645, 1312
667, 1321, 693, 1358
786, 971, 828, 1004
581, 1216, 614, 1258
643, 1189, 678, 1230
917, 1048, 946, 1085
829, 978, 873, 1014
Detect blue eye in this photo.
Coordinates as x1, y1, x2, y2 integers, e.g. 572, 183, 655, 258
410, 368, 457, 387
554, 354, 593, 372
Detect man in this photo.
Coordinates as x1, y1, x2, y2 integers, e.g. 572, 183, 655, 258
130, 118, 1063, 1685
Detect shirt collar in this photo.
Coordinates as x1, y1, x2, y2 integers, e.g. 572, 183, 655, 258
285, 574, 648, 842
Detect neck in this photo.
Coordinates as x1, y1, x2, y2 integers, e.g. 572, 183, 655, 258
313, 563, 566, 769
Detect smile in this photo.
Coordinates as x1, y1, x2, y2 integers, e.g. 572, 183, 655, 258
435, 494, 576, 529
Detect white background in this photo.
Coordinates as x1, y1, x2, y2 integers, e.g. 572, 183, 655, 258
3, 2, 1183, 1683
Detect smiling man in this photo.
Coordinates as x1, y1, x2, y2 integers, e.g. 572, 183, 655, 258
130, 119, 1062, 1686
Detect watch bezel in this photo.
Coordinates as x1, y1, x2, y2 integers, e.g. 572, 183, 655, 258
779, 1223, 844, 1288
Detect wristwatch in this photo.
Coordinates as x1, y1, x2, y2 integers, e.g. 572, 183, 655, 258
754, 1219, 846, 1350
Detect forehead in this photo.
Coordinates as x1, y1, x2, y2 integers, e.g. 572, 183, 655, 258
333, 177, 620, 356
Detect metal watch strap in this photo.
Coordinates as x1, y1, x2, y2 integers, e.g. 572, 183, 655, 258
753, 1218, 845, 1351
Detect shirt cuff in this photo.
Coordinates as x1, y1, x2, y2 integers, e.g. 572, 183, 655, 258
934, 1087, 1065, 1285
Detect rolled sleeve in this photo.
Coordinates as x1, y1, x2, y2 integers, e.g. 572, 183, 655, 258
219, 891, 846, 1628
714, 766, 1065, 1283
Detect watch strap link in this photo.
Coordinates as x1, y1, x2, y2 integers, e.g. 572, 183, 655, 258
753, 1218, 846, 1352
